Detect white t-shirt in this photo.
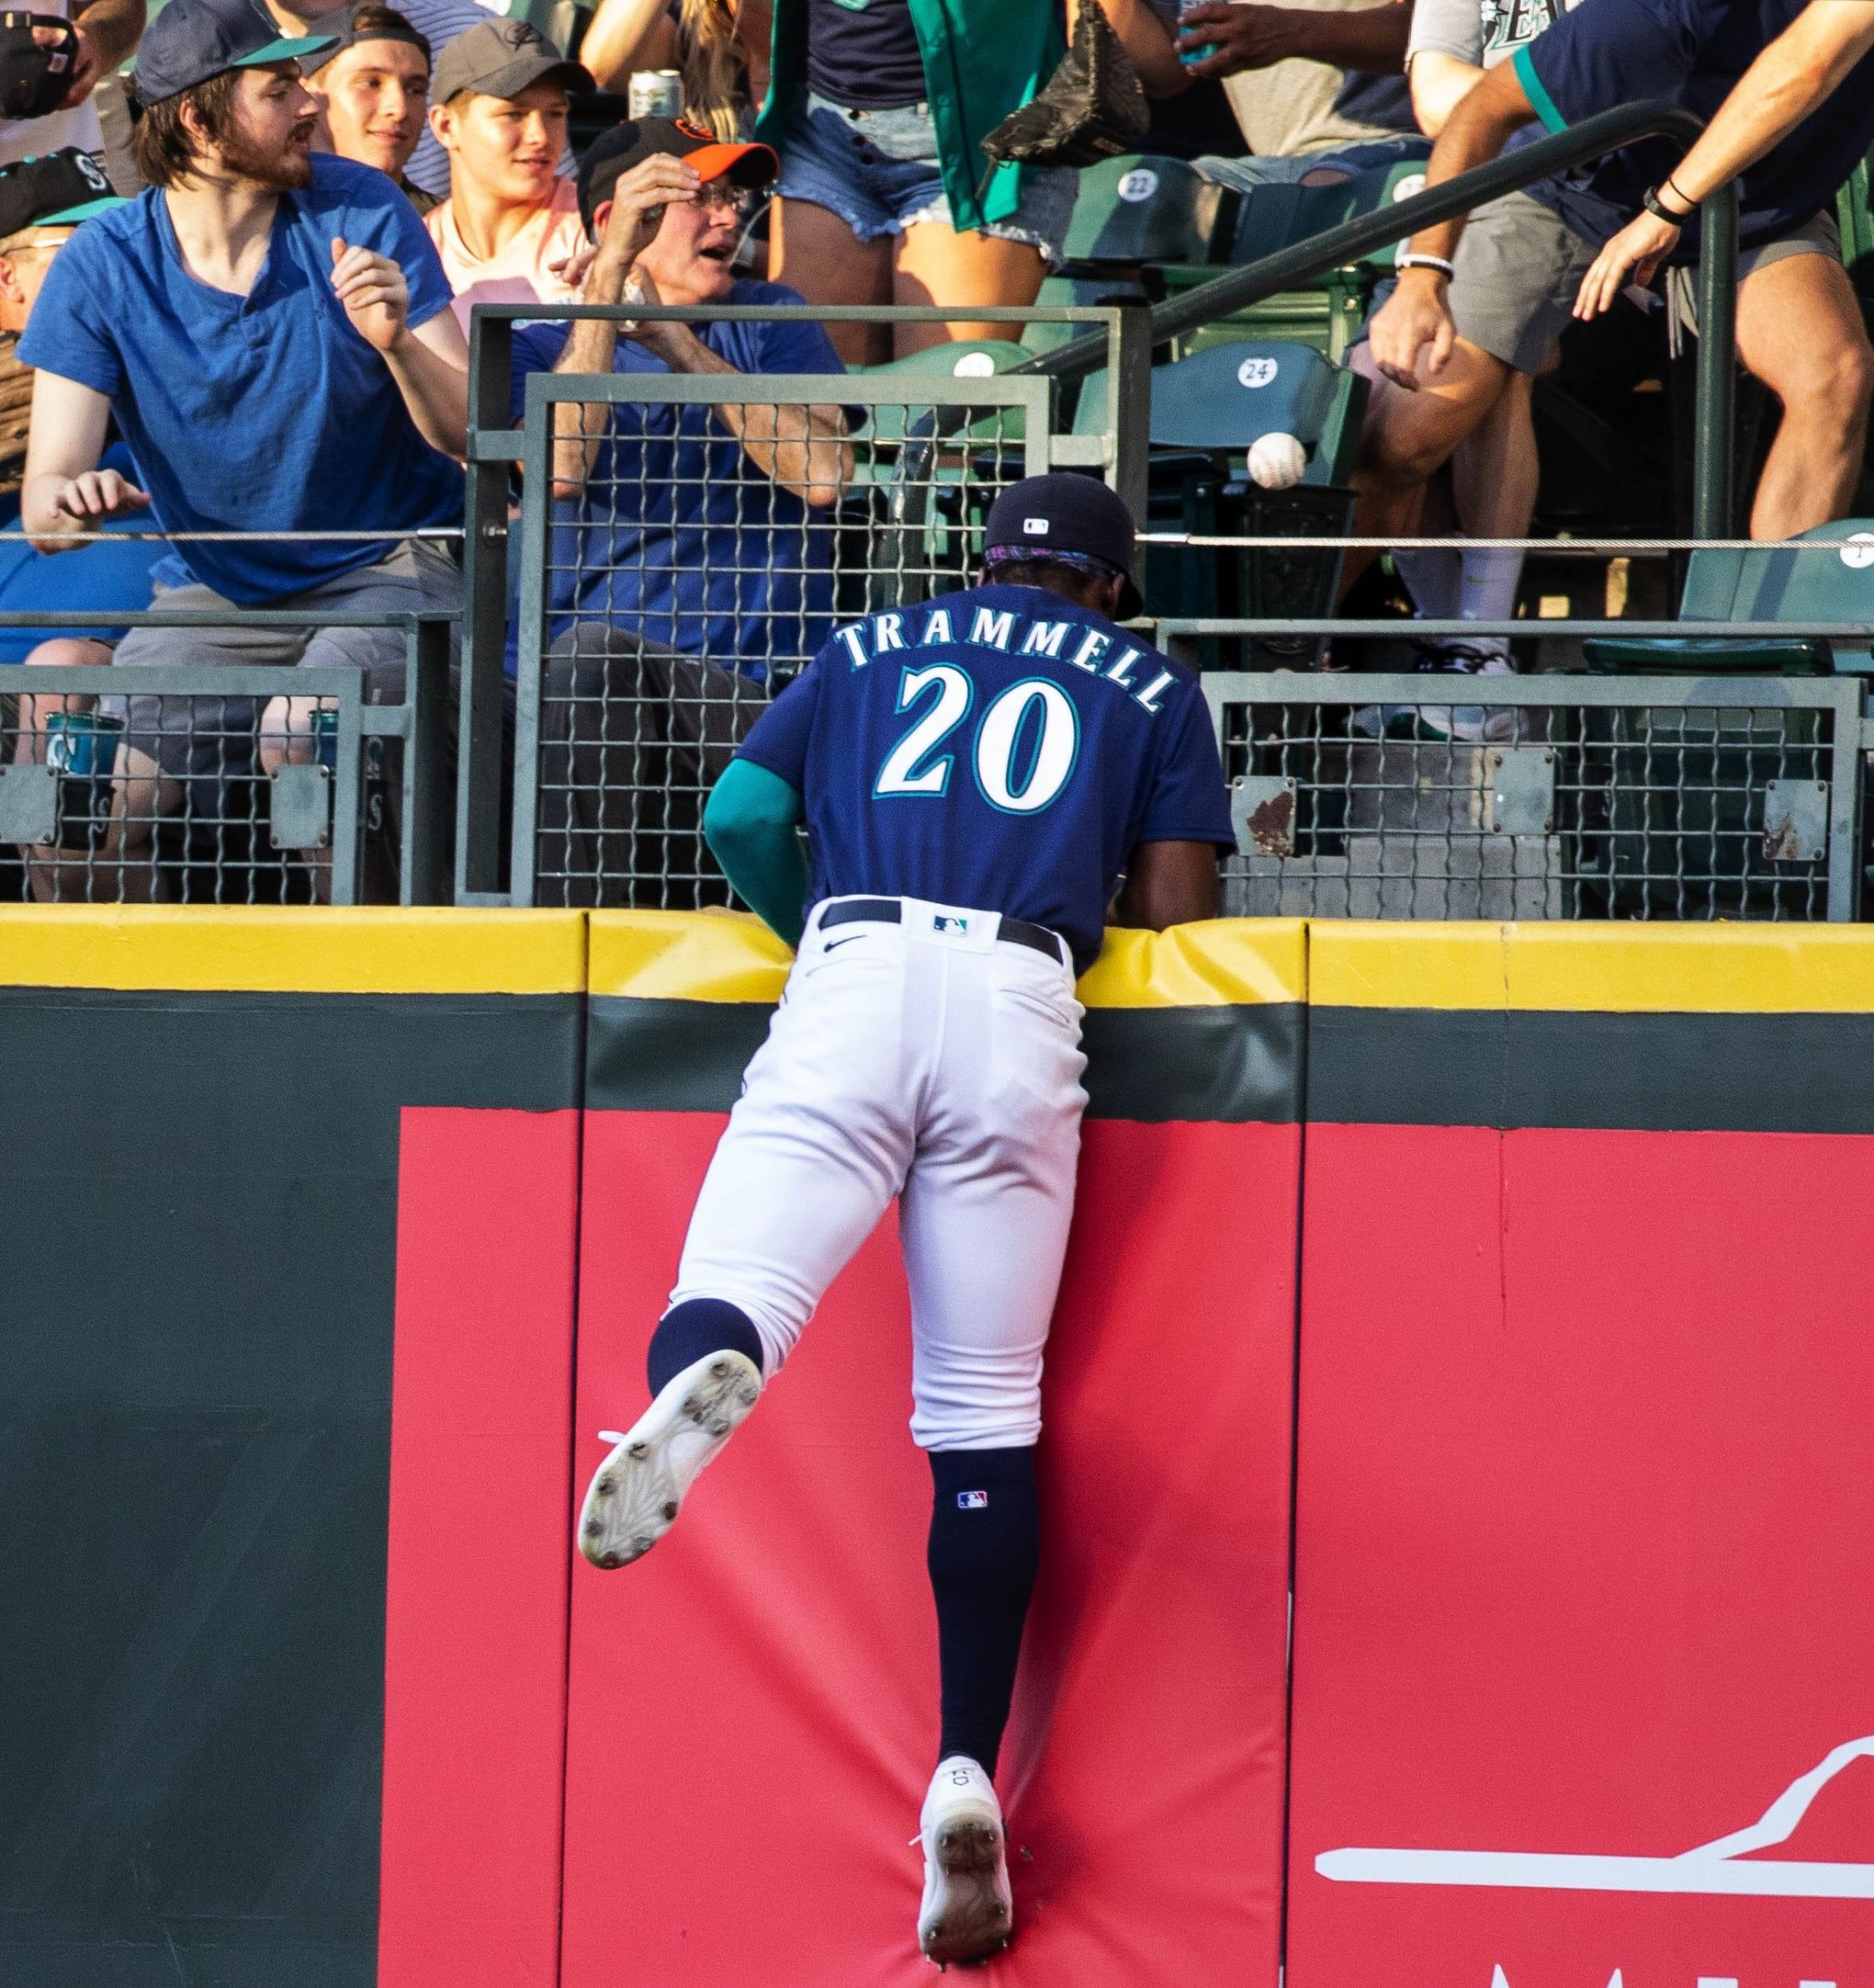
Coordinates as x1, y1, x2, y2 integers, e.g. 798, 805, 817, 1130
1406, 0, 1570, 73
0, 0, 102, 169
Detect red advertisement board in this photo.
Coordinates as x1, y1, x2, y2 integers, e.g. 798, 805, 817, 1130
559, 1110, 1298, 1988
1288, 1122, 1874, 1988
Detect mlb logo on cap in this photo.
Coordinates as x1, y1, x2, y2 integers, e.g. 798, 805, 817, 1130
1022, 517, 1049, 535
957, 1490, 988, 1510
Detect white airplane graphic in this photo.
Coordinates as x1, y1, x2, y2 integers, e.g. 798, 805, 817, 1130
1317, 1734, 1874, 1899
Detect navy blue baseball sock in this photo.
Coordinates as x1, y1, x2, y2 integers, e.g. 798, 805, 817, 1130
646, 1298, 764, 1397
927, 1445, 1041, 1779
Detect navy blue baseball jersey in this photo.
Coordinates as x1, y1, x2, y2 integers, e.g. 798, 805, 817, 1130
734, 582, 1236, 973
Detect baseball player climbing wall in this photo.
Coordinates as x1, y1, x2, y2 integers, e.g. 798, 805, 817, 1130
572, 475, 1236, 1969
557, 912, 1304, 1988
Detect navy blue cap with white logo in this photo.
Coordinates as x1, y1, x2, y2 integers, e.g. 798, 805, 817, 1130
132, 0, 333, 104
981, 471, 1143, 616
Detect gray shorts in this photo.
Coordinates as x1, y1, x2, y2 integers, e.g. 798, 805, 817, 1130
112, 538, 461, 796
1368, 196, 1845, 375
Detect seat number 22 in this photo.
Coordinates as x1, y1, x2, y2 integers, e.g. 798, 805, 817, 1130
874, 665, 1079, 814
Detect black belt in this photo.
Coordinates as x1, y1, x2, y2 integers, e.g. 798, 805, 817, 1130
819, 898, 1064, 961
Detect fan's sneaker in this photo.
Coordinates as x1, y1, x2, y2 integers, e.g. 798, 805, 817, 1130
918, 1756, 1013, 1967
1406, 637, 1523, 742
576, 1349, 761, 1570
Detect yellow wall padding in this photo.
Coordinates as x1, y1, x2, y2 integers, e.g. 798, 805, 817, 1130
0, 906, 589, 996
1310, 921, 1874, 1014
9, 909, 1874, 1014
585, 910, 1307, 1009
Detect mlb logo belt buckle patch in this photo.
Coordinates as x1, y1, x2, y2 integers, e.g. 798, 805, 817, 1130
903, 898, 998, 952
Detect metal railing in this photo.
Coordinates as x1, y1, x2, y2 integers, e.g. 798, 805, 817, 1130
0, 612, 452, 906
1181, 651, 1865, 923
457, 303, 1135, 903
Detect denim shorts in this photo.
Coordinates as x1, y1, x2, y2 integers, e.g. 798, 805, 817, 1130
1196, 136, 1428, 196
773, 91, 1076, 263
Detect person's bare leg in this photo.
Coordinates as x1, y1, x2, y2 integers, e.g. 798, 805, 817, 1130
12, 637, 112, 749
259, 692, 335, 904
1447, 367, 1539, 650
1735, 250, 1874, 538
894, 221, 1045, 355
21, 740, 164, 903
1344, 337, 1511, 596
12, 640, 141, 901
770, 197, 894, 367
1451, 366, 1538, 539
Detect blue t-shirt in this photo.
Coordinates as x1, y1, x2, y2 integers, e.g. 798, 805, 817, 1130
18, 154, 466, 606
735, 582, 1236, 973
509, 281, 846, 682
0, 442, 161, 661
1512, 0, 1874, 249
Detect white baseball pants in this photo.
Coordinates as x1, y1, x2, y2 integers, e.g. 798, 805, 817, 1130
669, 898, 1089, 1451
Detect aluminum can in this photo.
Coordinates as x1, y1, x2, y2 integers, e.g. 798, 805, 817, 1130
44, 709, 125, 851
627, 70, 683, 119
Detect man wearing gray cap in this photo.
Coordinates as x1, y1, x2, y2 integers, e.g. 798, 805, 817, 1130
424, 15, 593, 324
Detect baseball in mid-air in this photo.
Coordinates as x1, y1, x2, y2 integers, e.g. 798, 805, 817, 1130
1247, 432, 1307, 491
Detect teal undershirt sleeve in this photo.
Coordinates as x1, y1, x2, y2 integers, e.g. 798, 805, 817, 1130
703, 758, 810, 947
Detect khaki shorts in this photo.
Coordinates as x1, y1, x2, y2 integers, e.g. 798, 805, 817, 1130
112, 538, 460, 803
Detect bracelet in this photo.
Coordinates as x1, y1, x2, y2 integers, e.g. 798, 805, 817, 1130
1642, 183, 1692, 224
1396, 251, 1456, 279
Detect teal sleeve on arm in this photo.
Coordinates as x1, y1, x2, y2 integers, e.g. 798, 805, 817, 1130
1511, 42, 1569, 133
704, 757, 810, 947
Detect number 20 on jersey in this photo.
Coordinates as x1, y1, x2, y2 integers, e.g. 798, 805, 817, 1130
875, 666, 1079, 815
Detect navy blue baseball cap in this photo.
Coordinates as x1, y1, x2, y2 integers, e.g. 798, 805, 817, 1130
982, 472, 1143, 616
132, 0, 333, 104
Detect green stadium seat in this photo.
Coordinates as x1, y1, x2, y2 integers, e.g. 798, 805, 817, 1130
1583, 522, 1874, 674
1020, 274, 1150, 354
1072, 339, 1364, 484
1074, 342, 1368, 663
850, 341, 1034, 446
1837, 144, 1874, 305
1063, 155, 1233, 267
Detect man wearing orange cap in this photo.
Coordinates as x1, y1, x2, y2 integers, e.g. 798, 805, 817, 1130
510, 117, 852, 900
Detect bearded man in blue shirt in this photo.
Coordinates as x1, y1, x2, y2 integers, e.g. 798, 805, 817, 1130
18, 0, 469, 889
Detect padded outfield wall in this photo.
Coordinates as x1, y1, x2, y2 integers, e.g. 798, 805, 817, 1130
1, 909, 1868, 1988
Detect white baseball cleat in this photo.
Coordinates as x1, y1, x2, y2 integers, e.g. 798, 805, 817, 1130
918, 1755, 1013, 1967
576, 1349, 761, 1570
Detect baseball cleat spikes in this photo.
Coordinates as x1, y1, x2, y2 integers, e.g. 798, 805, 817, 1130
918, 1756, 1013, 1967
576, 1350, 762, 1571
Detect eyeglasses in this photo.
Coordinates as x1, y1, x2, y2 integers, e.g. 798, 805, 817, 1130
696, 185, 759, 218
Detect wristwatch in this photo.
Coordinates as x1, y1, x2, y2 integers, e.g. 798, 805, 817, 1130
1642, 182, 1693, 224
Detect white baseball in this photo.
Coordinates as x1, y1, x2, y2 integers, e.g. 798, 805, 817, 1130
1247, 432, 1306, 491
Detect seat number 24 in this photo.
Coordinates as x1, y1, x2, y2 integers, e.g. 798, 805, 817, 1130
874, 665, 1079, 814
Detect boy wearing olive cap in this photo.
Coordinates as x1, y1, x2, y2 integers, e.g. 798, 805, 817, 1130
424, 16, 592, 324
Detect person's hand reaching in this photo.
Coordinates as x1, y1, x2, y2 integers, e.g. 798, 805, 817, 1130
1174, 4, 1296, 79
331, 237, 411, 353
1574, 209, 1680, 320
43, 466, 151, 532
1368, 270, 1458, 390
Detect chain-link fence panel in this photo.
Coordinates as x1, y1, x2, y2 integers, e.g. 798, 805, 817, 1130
1196, 670, 1865, 921
508, 368, 1060, 909
0, 620, 451, 906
